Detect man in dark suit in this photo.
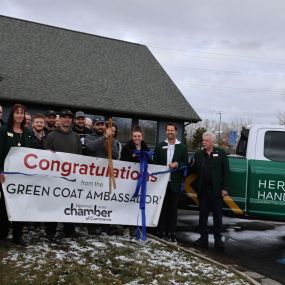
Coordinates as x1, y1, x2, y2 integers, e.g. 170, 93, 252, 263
153, 122, 188, 243
192, 131, 230, 249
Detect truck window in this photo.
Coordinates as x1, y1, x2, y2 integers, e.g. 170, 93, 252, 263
236, 127, 249, 156
264, 131, 285, 162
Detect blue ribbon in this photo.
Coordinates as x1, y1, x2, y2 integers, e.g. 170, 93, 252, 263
132, 150, 153, 241
133, 151, 190, 241
150, 165, 189, 192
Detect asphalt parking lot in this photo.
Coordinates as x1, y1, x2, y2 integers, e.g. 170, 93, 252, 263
176, 210, 285, 284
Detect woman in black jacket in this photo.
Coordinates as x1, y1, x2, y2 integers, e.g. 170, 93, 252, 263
0, 104, 32, 246
121, 125, 150, 162
120, 125, 151, 237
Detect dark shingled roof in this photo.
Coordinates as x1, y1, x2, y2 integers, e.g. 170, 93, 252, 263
0, 15, 200, 122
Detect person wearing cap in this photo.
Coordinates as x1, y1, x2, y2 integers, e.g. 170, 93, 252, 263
44, 110, 57, 134
85, 119, 119, 235
45, 109, 81, 242
86, 120, 118, 159
93, 117, 105, 137
73, 111, 91, 155
85, 116, 106, 157
73, 111, 91, 135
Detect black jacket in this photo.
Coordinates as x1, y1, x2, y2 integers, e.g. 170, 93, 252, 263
0, 126, 32, 171
191, 147, 230, 197
121, 140, 150, 162
31, 130, 47, 150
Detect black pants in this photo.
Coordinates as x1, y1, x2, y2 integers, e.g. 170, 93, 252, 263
198, 190, 223, 241
45, 222, 75, 237
157, 183, 180, 235
0, 185, 23, 240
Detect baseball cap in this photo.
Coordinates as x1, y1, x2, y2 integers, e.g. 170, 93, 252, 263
94, 116, 105, 124
59, 109, 73, 117
45, 110, 57, 117
75, 111, 85, 119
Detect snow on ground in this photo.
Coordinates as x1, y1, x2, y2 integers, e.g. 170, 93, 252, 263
0, 230, 251, 285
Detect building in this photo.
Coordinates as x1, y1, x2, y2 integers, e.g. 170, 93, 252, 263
0, 15, 200, 146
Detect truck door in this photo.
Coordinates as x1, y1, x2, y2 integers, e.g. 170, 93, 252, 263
247, 127, 285, 219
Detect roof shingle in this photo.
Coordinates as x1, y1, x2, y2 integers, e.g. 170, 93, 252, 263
0, 16, 200, 122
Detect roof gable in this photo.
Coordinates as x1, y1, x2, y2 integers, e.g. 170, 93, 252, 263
0, 16, 200, 122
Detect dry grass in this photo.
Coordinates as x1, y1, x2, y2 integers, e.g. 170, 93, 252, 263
0, 228, 250, 285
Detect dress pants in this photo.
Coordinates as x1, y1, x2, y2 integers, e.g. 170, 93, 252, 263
158, 183, 180, 235
0, 185, 22, 240
198, 189, 223, 241
46, 222, 75, 237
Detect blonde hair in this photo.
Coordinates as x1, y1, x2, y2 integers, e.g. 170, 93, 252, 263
202, 131, 216, 142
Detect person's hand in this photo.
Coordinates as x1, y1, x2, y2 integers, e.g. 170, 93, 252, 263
221, 190, 228, 197
104, 128, 113, 139
169, 162, 178, 169
0, 173, 5, 184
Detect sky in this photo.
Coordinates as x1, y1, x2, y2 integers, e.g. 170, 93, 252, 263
1, 0, 285, 124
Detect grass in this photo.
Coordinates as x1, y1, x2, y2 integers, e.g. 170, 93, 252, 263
0, 228, 250, 285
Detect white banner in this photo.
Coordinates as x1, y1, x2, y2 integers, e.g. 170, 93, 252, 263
2, 147, 169, 227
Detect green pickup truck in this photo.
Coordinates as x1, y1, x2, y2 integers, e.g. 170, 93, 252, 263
184, 124, 285, 221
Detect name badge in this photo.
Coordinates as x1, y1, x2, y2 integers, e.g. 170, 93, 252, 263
7, 132, 13, 137
213, 153, 218, 157
162, 146, 168, 149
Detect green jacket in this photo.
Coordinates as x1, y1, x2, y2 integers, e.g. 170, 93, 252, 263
0, 126, 32, 171
192, 147, 230, 197
153, 141, 188, 192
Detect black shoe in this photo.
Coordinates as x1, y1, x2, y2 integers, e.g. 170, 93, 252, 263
214, 239, 224, 249
193, 237, 208, 247
13, 237, 27, 246
163, 232, 171, 241
169, 234, 177, 244
156, 231, 164, 239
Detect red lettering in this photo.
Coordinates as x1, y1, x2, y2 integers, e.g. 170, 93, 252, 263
39, 159, 50, 170
130, 170, 139, 180
150, 175, 157, 182
24, 153, 38, 169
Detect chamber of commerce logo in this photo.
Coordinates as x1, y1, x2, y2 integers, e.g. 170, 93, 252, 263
64, 203, 112, 218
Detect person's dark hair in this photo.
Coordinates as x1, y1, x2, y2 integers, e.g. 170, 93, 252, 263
131, 125, 143, 135
32, 113, 45, 122
6, 104, 27, 130
105, 122, 118, 138
165, 122, 177, 131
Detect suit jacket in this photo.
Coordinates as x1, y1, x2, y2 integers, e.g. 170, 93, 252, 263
192, 147, 230, 197
153, 141, 188, 192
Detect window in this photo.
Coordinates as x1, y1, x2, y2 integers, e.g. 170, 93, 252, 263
113, 117, 132, 144
139, 120, 157, 148
264, 131, 285, 162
